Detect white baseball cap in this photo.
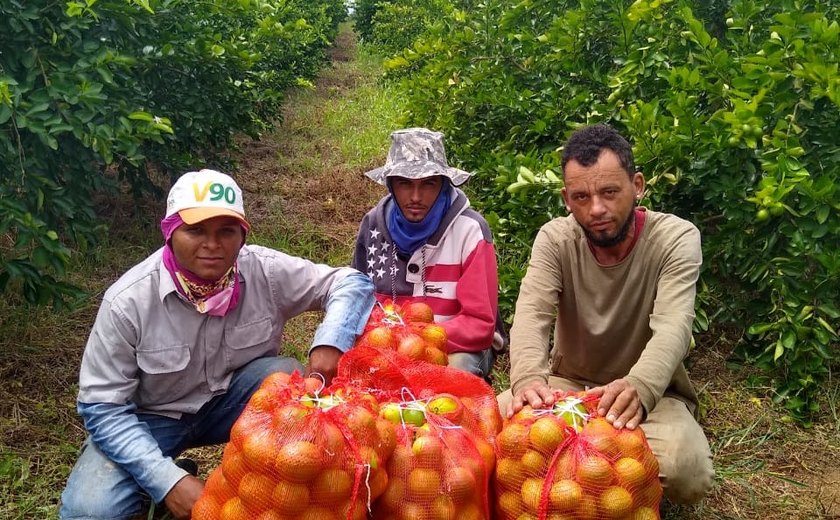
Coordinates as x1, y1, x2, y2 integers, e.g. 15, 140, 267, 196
165, 169, 250, 228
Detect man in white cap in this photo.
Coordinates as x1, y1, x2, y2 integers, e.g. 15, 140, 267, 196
352, 128, 505, 378
60, 169, 374, 519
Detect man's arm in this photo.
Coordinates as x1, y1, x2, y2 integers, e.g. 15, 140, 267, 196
624, 223, 702, 414
507, 226, 564, 412
78, 302, 193, 508
440, 240, 499, 353
79, 402, 194, 507
307, 271, 375, 383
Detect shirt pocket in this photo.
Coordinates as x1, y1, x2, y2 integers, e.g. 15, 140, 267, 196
224, 316, 275, 369
136, 343, 191, 404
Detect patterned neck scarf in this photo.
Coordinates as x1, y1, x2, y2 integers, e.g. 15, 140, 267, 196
160, 213, 242, 316
387, 180, 452, 257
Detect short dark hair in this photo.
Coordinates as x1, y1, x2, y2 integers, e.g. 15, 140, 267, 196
561, 124, 635, 178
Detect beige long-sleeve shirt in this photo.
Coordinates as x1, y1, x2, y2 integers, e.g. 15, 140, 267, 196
509, 208, 701, 415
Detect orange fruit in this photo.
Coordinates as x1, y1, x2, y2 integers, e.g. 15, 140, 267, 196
614, 429, 646, 459
637, 448, 660, 480
366, 464, 389, 500
599, 485, 634, 518
456, 502, 484, 520
303, 376, 325, 394
345, 406, 377, 439
299, 506, 339, 520
191, 496, 221, 520
585, 431, 621, 461
574, 494, 599, 520
397, 333, 426, 359
397, 502, 427, 520
630, 506, 660, 519
229, 410, 264, 449
271, 479, 310, 514
221, 448, 249, 489
407, 467, 441, 498
445, 465, 476, 503
479, 405, 504, 437
425, 346, 448, 365
412, 433, 444, 467
431, 495, 456, 520
248, 388, 276, 413
366, 326, 395, 349
515, 514, 538, 520
318, 421, 346, 462
519, 477, 545, 513
386, 444, 413, 476
614, 457, 647, 489
338, 501, 368, 520
575, 454, 614, 491
497, 490, 523, 517
512, 407, 537, 422
237, 471, 275, 512
417, 323, 448, 350
272, 403, 309, 431
378, 476, 406, 511
241, 432, 279, 473
310, 467, 352, 505
260, 371, 291, 392
219, 497, 251, 520
582, 417, 616, 438
549, 479, 583, 512
551, 450, 575, 481
529, 417, 567, 454
402, 301, 435, 323
375, 417, 398, 459
497, 422, 529, 458
520, 449, 547, 474
275, 441, 323, 483
474, 438, 497, 473
636, 479, 663, 507
205, 467, 236, 504
496, 457, 526, 490
253, 512, 288, 520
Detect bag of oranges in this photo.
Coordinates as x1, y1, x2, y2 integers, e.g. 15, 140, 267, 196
374, 391, 496, 520
495, 391, 662, 520
336, 344, 503, 445
356, 299, 448, 365
192, 372, 395, 520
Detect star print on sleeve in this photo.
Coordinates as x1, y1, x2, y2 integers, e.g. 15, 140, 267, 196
367, 244, 378, 256
375, 267, 385, 279
370, 228, 381, 240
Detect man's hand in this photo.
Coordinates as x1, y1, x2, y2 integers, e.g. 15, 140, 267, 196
306, 345, 343, 386
586, 378, 643, 430
163, 474, 204, 519
506, 380, 555, 419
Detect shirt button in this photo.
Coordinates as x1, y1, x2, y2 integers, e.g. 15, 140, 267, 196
408, 264, 419, 273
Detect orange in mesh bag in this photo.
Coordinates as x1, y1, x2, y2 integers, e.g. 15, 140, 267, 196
336, 344, 503, 445
374, 390, 496, 520
192, 372, 395, 520
356, 299, 449, 365
495, 391, 662, 520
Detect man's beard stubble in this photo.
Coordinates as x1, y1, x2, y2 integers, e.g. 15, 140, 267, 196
583, 206, 636, 248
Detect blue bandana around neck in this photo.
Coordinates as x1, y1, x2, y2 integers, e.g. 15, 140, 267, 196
387, 180, 452, 257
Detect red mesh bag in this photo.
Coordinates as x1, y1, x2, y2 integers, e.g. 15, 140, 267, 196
494, 391, 662, 520
335, 344, 503, 445
356, 299, 448, 365
374, 391, 495, 520
192, 372, 395, 520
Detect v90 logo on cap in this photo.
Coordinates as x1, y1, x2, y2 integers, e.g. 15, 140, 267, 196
165, 169, 249, 228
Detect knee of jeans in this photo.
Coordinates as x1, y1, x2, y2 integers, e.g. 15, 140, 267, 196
60, 470, 145, 520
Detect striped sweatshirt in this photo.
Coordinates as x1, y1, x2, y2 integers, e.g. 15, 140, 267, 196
352, 188, 503, 354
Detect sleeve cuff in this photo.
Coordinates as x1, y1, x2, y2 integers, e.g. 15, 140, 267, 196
146, 461, 190, 504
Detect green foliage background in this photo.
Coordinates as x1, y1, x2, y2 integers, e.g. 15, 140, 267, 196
0, 0, 345, 307
362, 0, 840, 422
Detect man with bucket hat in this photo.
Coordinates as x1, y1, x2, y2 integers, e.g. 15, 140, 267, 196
352, 128, 505, 378
60, 169, 374, 519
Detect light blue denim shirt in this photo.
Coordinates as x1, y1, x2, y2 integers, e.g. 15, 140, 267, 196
77, 244, 374, 502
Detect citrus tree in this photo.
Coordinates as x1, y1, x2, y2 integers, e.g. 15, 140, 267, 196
0, 0, 345, 306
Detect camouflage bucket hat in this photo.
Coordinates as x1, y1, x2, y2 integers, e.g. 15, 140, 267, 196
365, 128, 472, 186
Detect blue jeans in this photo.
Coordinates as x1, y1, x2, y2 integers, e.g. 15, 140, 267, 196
447, 349, 494, 379
59, 356, 303, 520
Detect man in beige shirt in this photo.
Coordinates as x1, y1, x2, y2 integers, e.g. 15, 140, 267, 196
498, 124, 714, 505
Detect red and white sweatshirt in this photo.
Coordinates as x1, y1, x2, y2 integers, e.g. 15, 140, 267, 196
351, 188, 504, 354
